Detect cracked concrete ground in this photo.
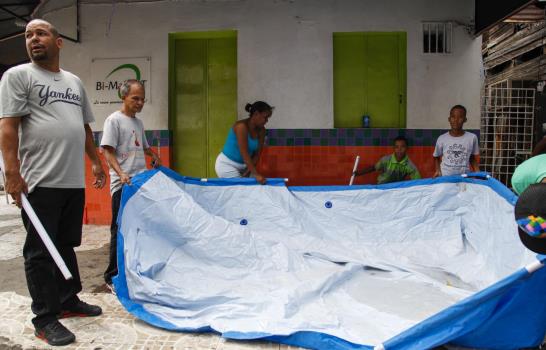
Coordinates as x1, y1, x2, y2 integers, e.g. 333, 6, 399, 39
0, 190, 302, 350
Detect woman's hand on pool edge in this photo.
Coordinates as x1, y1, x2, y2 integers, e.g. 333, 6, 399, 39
255, 173, 266, 185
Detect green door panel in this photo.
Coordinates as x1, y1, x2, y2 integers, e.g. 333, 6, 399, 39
173, 39, 207, 176
333, 32, 406, 128
367, 33, 400, 128
333, 34, 367, 128
207, 37, 237, 176
169, 31, 237, 178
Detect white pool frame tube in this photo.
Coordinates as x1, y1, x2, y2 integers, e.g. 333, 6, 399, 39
0, 157, 73, 280
349, 156, 360, 186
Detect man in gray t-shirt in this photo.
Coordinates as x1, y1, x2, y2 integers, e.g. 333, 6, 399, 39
433, 105, 480, 177
0, 20, 105, 346
100, 79, 160, 287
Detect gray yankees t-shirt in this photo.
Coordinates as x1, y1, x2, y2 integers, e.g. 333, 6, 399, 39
0, 63, 94, 192
433, 131, 480, 176
100, 111, 149, 194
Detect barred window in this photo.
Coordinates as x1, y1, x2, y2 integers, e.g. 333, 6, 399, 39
422, 22, 452, 54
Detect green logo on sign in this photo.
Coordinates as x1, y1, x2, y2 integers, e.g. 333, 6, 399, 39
106, 64, 141, 80
106, 64, 142, 98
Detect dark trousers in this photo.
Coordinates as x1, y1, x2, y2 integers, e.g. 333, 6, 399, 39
104, 189, 121, 285
22, 187, 84, 329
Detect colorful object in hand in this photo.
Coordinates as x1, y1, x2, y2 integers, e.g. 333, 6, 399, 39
516, 215, 546, 238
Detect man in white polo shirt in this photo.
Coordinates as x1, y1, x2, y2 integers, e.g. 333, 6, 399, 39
100, 79, 160, 291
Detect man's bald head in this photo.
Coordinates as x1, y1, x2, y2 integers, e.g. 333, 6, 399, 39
26, 19, 59, 38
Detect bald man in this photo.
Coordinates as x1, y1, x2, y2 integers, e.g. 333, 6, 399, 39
0, 19, 105, 346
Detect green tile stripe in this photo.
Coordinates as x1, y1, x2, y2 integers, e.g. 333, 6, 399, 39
266, 129, 479, 147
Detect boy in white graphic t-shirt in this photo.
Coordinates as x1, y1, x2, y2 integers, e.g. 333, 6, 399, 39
433, 105, 480, 177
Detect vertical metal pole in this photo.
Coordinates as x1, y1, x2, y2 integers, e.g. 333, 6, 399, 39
435, 23, 438, 53
427, 23, 431, 53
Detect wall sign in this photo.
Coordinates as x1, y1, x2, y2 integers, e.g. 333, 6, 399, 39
91, 57, 151, 105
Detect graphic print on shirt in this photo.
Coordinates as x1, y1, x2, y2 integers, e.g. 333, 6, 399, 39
446, 143, 467, 166
133, 130, 141, 147
34, 83, 82, 107
119, 130, 143, 161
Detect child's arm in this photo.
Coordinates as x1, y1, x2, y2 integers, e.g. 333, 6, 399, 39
433, 157, 442, 178
408, 162, 421, 180
469, 134, 480, 172
356, 156, 386, 176
354, 165, 376, 176
432, 138, 443, 178
469, 154, 479, 172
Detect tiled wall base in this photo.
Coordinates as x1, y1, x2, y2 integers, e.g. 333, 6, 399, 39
258, 146, 437, 186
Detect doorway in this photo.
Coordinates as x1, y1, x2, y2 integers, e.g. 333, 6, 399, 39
169, 31, 237, 177
333, 32, 407, 128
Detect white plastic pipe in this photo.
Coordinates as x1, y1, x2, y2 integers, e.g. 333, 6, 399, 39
349, 156, 360, 186
525, 259, 545, 274
0, 157, 72, 280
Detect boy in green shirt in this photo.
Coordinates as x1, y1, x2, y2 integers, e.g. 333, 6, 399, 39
354, 136, 421, 184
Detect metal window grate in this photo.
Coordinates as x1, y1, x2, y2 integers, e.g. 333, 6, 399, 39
480, 82, 535, 187
422, 22, 452, 54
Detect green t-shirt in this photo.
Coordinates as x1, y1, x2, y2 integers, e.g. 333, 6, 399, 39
376, 154, 421, 184
511, 154, 546, 195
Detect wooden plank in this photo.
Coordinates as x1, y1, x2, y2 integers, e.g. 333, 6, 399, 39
505, 4, 545, 22
485, 55, 544, 84
484, 29, 546, 68
486, 24, 514, 49
485, 22, 545, 56
485, 39, 544, 69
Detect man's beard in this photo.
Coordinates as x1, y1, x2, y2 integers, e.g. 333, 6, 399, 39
30, 51, 48, 61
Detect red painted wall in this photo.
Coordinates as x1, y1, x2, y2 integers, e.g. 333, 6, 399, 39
258, 146, 437, 186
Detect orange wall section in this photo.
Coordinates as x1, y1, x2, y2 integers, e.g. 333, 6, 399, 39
83, 146, 171, 225
257, 146, 437, 186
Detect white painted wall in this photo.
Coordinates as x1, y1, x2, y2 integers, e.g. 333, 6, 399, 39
44, 0, 482, 131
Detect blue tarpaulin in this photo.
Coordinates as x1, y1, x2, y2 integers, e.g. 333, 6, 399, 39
113, 168, 546, 350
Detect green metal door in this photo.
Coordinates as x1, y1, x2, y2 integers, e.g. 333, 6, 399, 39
334, 32, 406, 128
169, 31, 237, 177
